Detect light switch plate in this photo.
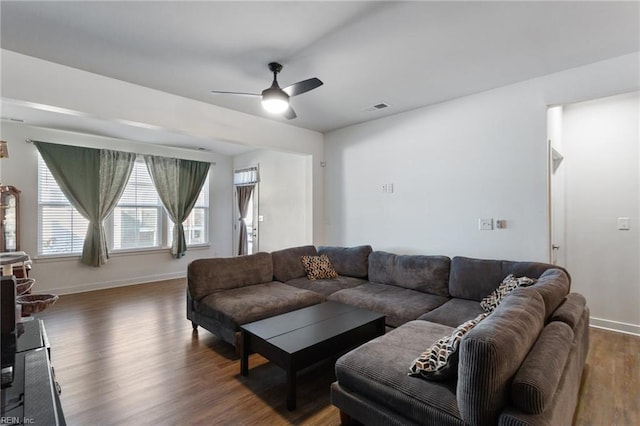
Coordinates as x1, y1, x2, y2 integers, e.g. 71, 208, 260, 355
618, 217, 630, 230
479, 218, 493, 231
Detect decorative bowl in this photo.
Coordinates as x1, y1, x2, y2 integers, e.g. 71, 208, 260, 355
16, 278, 35, 295
17, 293, 59, 316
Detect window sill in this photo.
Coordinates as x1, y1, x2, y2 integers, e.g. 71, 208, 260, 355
34, 244, 212, 263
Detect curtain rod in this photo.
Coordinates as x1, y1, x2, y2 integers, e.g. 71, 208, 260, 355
24, 138, 216, 165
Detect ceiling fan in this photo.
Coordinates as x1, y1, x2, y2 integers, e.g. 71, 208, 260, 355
210, 62, 323, 119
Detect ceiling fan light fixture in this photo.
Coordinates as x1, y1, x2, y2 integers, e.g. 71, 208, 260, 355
261, 87, 289, 114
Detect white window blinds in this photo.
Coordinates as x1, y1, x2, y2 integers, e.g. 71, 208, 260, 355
110, 159, 162, 250
38, 155, 89, 255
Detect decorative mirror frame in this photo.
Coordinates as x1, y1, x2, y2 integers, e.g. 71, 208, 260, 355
0, 185, 20, 252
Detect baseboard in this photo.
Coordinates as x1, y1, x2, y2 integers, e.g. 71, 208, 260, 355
590, 316, 640, 336
49, 272, 187, 295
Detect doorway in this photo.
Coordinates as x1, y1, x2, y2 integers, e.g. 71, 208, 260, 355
547, 92, 640, 334
547, 105, 566, 266
234, 166, 260, 256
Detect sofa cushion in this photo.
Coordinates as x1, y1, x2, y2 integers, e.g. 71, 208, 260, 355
328, 282, 449, 327
318, 245, 372, 278
300, 254, 338, 280
284, 276, 367, 298
368, 251, 451, 297
457, 290, 546, 426
335, 320, 465, 425
550, 292, 587, 329
194, 281, 324, 331
511, 321, 574, 414
271, 245, 318, 282
480, 274, 536, 313
418, 298, 485, 328
528, 268, 571, 320
410, 313, 488, 381
187, 252, 274, 301
449, 256, 558, 301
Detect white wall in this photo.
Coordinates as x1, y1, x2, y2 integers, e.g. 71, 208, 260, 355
563, 91, 640, 335
0, 122, 234, 294
233, 150, 311, 253
323, 53, 639, 334
324, 53, 639, 262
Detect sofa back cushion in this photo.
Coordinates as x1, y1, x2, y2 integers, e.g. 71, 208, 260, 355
457, 290, 546, 426
368, 251, 450, 297
318, 245, 372, 278
271, 245, 318, 282
528, 268, 571, 320
188, 252, 274, 301
449, 256, 561, 301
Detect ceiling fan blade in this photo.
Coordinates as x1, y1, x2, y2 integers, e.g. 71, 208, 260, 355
283, 106, 297, 120
210, 90, 261, 97
282, 78, 323, 97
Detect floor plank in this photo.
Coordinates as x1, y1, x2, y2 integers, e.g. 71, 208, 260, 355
35, 279, 638, 425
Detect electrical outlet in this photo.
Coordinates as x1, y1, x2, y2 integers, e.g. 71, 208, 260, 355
478, 218, 493, 231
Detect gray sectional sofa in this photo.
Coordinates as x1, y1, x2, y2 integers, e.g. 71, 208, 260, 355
187, 245, 589, 425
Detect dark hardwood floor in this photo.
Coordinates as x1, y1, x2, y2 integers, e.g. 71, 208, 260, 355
36, 279, 638, 425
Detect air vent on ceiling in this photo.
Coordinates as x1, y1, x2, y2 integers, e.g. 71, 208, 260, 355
364, 103, 390, 112
0, 117, 25, 123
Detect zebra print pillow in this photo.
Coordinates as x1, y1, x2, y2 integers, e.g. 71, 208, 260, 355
409, 313, 488, 381
480, 274, 536, 313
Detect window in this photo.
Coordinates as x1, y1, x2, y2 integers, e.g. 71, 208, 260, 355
37, 154, 209, 256
38, 156, 89, 255
109, 159, 162, 250
168, 174, 209, 247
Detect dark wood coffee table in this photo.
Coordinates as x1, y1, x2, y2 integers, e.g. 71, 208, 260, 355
240, 301, 385, 410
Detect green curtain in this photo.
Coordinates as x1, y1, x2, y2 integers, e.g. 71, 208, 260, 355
34, 141, 135, 266
144, 155, 210, 258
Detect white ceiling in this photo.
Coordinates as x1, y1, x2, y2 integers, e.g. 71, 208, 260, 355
1, 1, 639, 151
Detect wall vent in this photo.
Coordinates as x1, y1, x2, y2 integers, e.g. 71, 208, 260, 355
364, 102, 390, 112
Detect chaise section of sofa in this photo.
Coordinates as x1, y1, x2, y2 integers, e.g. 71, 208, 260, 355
328, 251, 451, 327
187, 252, 323, 348
331, 257, 588, 426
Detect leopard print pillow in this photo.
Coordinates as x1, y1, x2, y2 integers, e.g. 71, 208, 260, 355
300, 255, 338, 280
409, 313, 488, 381
480, 274, 536, 313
